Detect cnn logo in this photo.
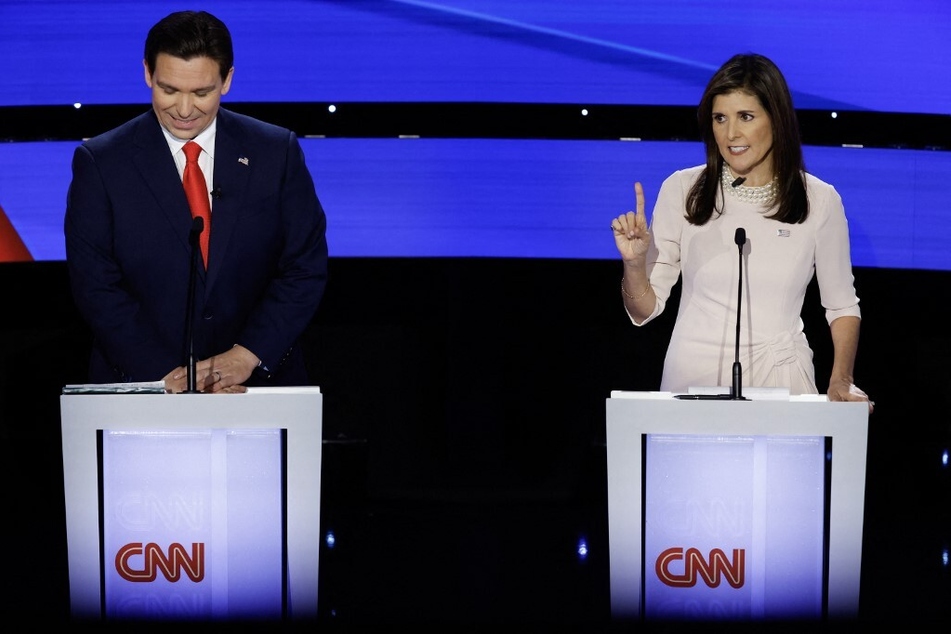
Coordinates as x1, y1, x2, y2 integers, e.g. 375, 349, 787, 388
115, 542, 205, 583
655, 547, 745, 589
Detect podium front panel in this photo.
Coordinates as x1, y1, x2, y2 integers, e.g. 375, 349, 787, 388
606, 393, 868, 622
60, 388, 322, 622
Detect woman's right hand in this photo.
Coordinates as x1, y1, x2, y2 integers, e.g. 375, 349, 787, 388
611, 182, 651, 262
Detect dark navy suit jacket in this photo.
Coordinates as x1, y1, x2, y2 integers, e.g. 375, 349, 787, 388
65, 108, 328, 385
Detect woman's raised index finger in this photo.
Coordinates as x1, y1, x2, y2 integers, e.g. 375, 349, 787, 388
633, 182, 645, 215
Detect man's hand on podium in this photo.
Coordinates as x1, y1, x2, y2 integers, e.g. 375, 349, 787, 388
164, 345, 258, 394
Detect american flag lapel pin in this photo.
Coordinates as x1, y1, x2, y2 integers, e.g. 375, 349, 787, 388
238, 157, 250, 166
777, 229, 790, 237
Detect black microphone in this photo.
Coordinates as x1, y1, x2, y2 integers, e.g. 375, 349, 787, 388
731, 177, 746, 187
183, 216, 204, 394
731, 227, 747, 400
211, 186, 222, 199
189, 215, 204, 242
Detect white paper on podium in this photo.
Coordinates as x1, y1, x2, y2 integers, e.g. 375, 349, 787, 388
683, 386, 791, 400
63, 381, 167, 394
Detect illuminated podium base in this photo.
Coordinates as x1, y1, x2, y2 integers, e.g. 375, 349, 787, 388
606, 391, 869, 622
60, 387, 322, 622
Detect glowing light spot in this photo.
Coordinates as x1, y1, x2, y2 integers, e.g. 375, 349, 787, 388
577, 537, 589, 560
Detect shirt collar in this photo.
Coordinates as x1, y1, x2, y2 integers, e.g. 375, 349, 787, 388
162, 118, 218, 159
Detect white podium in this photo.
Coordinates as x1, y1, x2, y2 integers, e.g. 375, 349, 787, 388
60, 387, 322, 622
606, 391, 869, 622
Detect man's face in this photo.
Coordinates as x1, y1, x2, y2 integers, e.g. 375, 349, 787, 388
144, 53, 233, 140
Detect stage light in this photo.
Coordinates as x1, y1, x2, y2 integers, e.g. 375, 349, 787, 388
577, 536, 589, 561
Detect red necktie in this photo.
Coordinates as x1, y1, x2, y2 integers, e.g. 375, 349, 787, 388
182, 141, 211, 268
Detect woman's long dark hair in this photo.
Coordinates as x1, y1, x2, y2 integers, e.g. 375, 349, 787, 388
685, 53, 808, 225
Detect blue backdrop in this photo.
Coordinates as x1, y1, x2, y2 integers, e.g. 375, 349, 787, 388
1, 1, 948, 268
2, 0, 947, 112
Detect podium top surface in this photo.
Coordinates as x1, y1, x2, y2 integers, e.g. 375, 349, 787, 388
62, 383, 322, 395
609, 389, 826, 402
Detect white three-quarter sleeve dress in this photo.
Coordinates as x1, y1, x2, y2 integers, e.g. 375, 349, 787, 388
631, 165, 861, 395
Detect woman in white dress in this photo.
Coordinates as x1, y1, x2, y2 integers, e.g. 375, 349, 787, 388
610, 53, 873, 411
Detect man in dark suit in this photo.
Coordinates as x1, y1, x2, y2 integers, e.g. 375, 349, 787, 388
65, 10, 328, 393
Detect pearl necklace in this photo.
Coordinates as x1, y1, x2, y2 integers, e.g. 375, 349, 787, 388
721, 168, 777, 206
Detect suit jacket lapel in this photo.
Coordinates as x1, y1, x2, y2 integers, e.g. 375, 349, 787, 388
131, 112, 198, 267
206, 110, 252, 289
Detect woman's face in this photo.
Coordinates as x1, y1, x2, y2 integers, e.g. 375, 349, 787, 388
711, 90, 774, 186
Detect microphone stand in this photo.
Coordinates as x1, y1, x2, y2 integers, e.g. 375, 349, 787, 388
673, 227, 749, 401
731, 228, 747, 400
183, 216, 203, 394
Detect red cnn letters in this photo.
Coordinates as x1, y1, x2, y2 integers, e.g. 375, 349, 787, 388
115, 542, 205, 583
655, 547, 745, 589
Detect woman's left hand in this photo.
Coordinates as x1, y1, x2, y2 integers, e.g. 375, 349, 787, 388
828, 378, 874, 414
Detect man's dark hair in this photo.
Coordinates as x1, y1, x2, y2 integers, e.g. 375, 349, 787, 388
144, 10, 233, 82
